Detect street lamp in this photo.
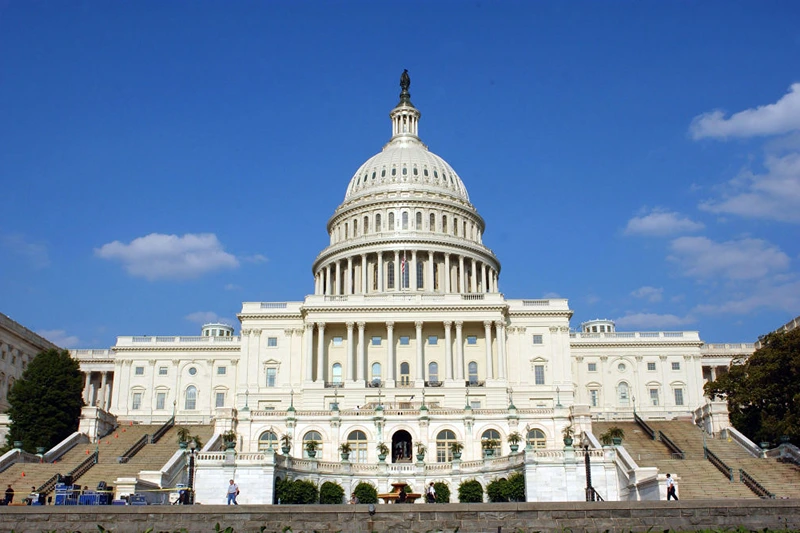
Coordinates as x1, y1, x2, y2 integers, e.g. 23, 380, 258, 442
187, 440, 197, 505
582, 433, 594, 501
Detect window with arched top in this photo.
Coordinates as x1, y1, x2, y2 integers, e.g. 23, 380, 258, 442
303, 431, 322, 458
387, 261, 395, 289
372, 262, 378, 290
428, 362, 439, 383
454, 217, 459, 236
436, 429, 457, 462
376, 213, 382, 231
184, 385, 197, 410
388, 212, 395, 229
481, 429, 501, 453
347, 430, 368, 463
353, 219, 358, 236
617, 382, 630, 405
415, 211, 422, 228
371, 362, 381, 385
402, 259, 410, 288
364, 216, 369, 234
442, 216, 448, 233
526, 428, 546, 449
468, 361, 478, 384
416, 260, 424, 289
402, 212, 408, 230
258, 431, 278, 451
400, 362, 410, 386
332, 363, 342, 384
345, 223, 349, 239
429, 213, 435, 231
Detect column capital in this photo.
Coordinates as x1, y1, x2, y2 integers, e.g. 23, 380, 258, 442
443, 320, 453, 328
415, 321, 424, 328
455, 321, 464, 328
484, 320, 493, 328
346, 321, 355, 329
357, 322, 366, 330
284, 329, 294, 337
494, 320, 505, 329
549, 326, 559, 333
305, 322, 314, 331
317, 322, 326, 330
386, 321, 395, 330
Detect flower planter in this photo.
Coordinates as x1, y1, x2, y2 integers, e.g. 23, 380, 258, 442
484, 449, 495, 457
178, 441, 188, 450
611, 437, 622, 446
12, 441, 22, 450
378, 453, 387, 462
563, 437, 573, 447
452, 452, 462, 460
341, 452, 350, 461
281, 445, 291, 455
509, 444, 519, 453
307, 450, 317, 458
225, 441, 236, 450
416, 453, 425, 461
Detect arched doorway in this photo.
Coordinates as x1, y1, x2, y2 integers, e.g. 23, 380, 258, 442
391, 429, 412, 463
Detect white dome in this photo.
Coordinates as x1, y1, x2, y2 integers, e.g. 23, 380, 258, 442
344, 137, 470, 202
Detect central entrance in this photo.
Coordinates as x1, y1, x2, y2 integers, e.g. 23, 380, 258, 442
391, 430, 412, 463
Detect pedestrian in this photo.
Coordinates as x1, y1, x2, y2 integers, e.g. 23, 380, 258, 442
426, 482, 436, 503
397, 488, 407, 504
349, 493, 359, 504
227, 479, 239, 505
4, 484, 13, 505
27, 486, 37, 505
666, 473, 678, 500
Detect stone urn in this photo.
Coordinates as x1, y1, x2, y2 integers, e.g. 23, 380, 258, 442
563, 437, 573, 447
281, 445, 291, 455
12, 441, 23, 450
416, 453, 425, 462
307, 449, 317, 458
510, 444, 519, 453
452, 452, 462, 460
378, 453, 387, 462
341, 452, 350, 461
178, 441, 188, 450
225, 440, 236, 450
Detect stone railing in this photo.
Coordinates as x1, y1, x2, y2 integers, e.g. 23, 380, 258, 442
570, 331, 699, 341
305, 292, 507, 306
249, 407, 553, 418
120, 335, 241, 345
721, 426, 763, 458
739, 468, 775, 499
704, 446, 734, 481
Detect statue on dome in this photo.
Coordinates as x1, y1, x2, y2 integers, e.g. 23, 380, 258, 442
400, 69, 410, 92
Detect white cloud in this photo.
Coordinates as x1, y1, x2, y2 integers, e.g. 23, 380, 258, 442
614, 312, 695, 329
693, 279, 800, 316
224, 283, 242, 291
95, 233, 239, 281
243, 254, 268, 264
623, 208, 704, 237
631, 286, 663, 303
668, 236, 790, 281
542, 291, 561, 298
37, 329, 80, 348
690, 83, 800, 139
0, 232, 50, 268
185, 311, 220, 324
699, 152, 800, 222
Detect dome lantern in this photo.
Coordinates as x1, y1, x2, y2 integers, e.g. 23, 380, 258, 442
389, 69, 420, 140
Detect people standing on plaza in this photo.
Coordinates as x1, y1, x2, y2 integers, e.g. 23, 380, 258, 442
4, 484, 13, 505
349, 493, 359, 504
227, 479, 239, 505
426, 482, 436, 503
666, 473, 678, 500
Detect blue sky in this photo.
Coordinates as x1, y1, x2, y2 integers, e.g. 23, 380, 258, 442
1, 1, 798, 348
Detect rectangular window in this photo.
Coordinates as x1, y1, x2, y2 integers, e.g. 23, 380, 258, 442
132, 393, 142, 410
650, 388, 659, 406
371, 336, 382, 346
470, 400, 481, 409
532, 335, 543, 345
589, 389, 598, 407
647, 362, 656, 371
215, 392, 225, 408
399, 336, 410, 345
466, 335, 477, 345
158, 366, 168, 376
217, 366, 226, 375
534, 365, 545, 385
134, 366, 144, 376
266, 368, 277, 388
332, 336, 343, 346
674, 388, 684, 406
156, 392, 166, 410
267, 337, 278, 347
428, 335, 438, 345
672, 362, 681, 371
587, 363, 597, 372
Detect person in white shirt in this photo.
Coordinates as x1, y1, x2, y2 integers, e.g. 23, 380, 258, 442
666, 473, 678, 500
227, 479, 239, 505
426, 482, 436, 503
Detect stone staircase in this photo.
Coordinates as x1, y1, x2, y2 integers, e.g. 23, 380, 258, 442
0, 461, 63, 498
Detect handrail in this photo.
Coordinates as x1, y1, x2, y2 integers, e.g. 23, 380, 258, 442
634, 412, 656, 440
119, 434, 149, 463
585, 486, 605, 501
151, 416, 174, 444
704, 446, 734, 481
658, 431, 685, 459
739, 468, 775, 499
37, 473, 61, 495
68, 450, 99, 485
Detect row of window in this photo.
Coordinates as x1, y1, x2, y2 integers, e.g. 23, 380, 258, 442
586, 361, 682, 372
587, 383, 685, 407
131, 385, 230, 411
355, 164, 456, 188
332, 210, 480, 244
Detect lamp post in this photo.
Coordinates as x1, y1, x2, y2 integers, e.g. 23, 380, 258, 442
556, 386, 562, 407
187, 440, 197, 505
582, 434, 594, 501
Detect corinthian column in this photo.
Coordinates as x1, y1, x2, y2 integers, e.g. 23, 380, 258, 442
455, 321, 464, 380
484, 320, 494, 379
316, 322, 326, 382
386, 322, 395, 381
346, 322, 355, 381
415, 321, 424, 380
357, 322, 366, 381
444, 321, 453, 380
304, 323, 314, 381
496, 320, 507, 379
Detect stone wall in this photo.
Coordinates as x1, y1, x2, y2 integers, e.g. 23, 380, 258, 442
0, 500, 798, 533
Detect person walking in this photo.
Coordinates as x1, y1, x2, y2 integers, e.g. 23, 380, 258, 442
426, 482, 436, 503
4, 485, 14, 505
227, 479, 239, 505
666, 473, 678, 500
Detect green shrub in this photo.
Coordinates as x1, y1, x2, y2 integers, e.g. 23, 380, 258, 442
275, 478, 319, 504
353, 481, 378, 504
487, 477, 508, 502
457, 479, 483, 503
319, 481, 345, 504
433, 481, 450, 503
506, 472, 525, 502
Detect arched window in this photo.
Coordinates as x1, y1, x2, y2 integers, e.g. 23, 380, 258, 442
526, 428, 546, 449
363, 216, 369, 234
428, 362, 439, 383
618, 382, 630, 405
345, 223, 349, 239
436, 429, 457, 463
416, 260, 424, 289
303, 431, 322, 459
332, 363, 342, 384
347, 430, 368, 463
481, 429, 501, 454
400, 362, 410, 386
433, 262, 439, 290
372, 261, 378, 290
415, 211, 422, 229
376, 213, 382, 231
468, 362, 478, 384
183, 385, 197, 410
402, 258, 410, 288
388, 212, 395, 230
442, 216, 448, 233
387, 261, 395, 289
402, 212, 408, 230
429, 213, 435, 231
454, 217, 458, 236
258, 431, 278, 451
371, 362, 381, 386
353, 219, 358, 236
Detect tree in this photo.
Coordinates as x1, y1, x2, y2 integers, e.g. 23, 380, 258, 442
319, 481, 345, 504
705, 328, 800, 446
6, 349, 84, 451
352, 482, 378, 504
457, 479, 483, 503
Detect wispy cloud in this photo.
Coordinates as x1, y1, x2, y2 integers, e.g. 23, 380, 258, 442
37, 329, 81, 348
0, 232, 50, 269
668, 236, 790, 281
224, 283, 242, 291
693, 278, 800, 316
624, 208, 704, 237
690, 83, 800, 140
185, 311, 235, 326
243, 254, 268, 264
615, 312, 694, 329
631, 286, 663, 303
95, 233, 239, 281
